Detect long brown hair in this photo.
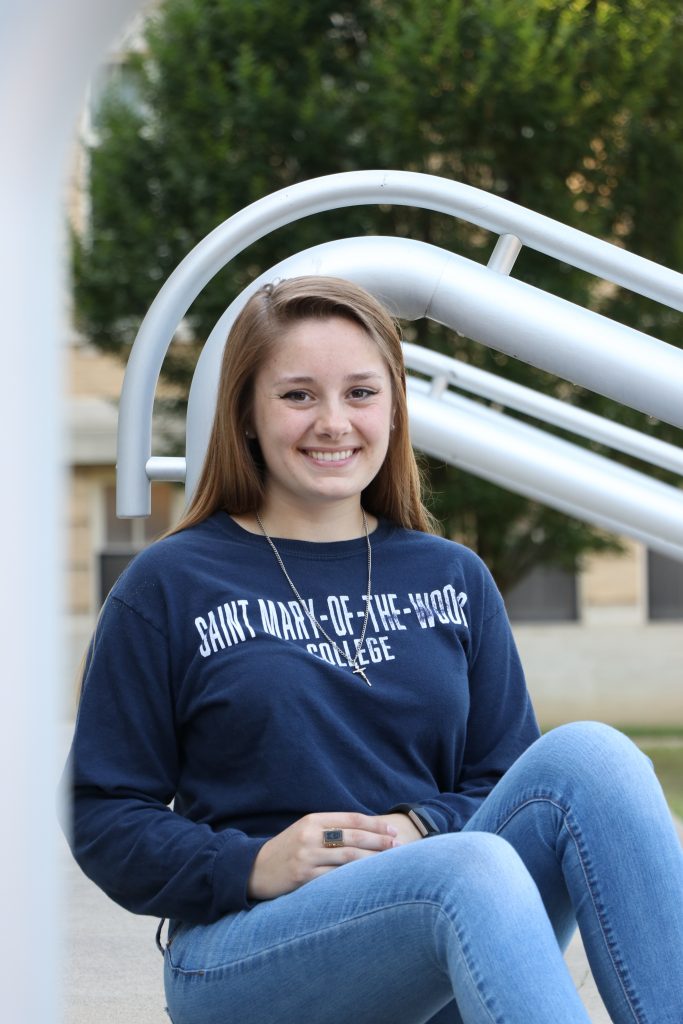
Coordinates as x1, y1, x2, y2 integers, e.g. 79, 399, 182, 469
171, 276, 437, 534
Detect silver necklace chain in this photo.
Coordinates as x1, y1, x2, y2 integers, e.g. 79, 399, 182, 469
255, 510, 373, 687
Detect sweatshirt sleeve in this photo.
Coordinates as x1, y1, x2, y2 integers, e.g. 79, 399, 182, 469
62, 595, 267, 924
415, 587, 540, 834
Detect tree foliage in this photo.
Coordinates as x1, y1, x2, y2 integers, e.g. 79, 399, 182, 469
73, 0, 683, 592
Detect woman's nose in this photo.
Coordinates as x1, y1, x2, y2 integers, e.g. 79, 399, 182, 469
314, 399, 351, 438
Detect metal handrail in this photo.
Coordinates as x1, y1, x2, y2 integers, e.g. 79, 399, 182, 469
401, 343, 683, 476
117, 171, 683, 561
117, 170, 683, 517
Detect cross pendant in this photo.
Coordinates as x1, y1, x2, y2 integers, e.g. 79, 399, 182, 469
353, 666, 372, 687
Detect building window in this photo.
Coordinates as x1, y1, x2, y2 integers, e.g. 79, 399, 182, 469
503, 564, 578, 623
647, 550, 683, 620
99, 483, 177, 605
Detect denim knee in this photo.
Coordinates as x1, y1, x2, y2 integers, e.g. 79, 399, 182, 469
402, 832, 543, 916
529, 721, 656, 809
539, 720, 649, 771
405, 832, 557, 990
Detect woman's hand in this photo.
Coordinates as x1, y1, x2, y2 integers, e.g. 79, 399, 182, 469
247, 812, 401, 901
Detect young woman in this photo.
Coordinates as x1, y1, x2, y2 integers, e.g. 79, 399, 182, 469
65, 276, 683, 1024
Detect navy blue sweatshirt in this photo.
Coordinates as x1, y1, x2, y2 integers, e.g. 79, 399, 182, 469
65, 513, 539, 924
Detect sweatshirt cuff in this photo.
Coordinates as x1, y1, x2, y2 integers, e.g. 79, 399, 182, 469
410, 800, 463, 835
211, 832, 270, 917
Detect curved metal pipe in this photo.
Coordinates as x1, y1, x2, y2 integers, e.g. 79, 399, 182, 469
117, 170, 683, 515
180, 236, 683, 497
407, 381, 683, 561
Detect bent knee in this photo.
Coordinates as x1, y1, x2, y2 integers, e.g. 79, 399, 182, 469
531, 720, 654, 796
543, 720, 647, 766
402, 832, 538, 907
447, 832, 535, 890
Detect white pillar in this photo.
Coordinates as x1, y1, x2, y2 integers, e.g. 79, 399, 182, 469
0, 2, 142, 1019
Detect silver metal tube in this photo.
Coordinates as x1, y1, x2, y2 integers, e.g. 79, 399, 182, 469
407, 380, 683, 561
427, 249, 683, 429
402, 342, 683, 476
145, 456, 186, 483
183, 236, 683, 504
487, 233, 522, 275
118, 171, 683, 516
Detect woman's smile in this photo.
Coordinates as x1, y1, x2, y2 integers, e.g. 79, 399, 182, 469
301, 447, 358, 464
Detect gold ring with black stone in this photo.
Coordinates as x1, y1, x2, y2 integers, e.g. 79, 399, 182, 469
322, 828, 344, 848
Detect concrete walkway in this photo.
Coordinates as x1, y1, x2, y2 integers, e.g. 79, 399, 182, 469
60, 826, 167, 1023
59, 720, 683, 1022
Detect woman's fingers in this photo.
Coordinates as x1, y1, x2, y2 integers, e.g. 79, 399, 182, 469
311, 811, 399, 851
247, 812, 400, 902
314, 811, 398, 836
319, 826, 397, 853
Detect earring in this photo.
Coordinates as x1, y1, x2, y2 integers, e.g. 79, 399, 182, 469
245, 428, 254, 439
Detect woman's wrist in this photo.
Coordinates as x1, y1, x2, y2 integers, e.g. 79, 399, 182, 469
379, 812, 422, 844
385, 804, 441, 839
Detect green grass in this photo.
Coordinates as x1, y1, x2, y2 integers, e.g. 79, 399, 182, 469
636, 743, 683, 820
621, 726, 683, 740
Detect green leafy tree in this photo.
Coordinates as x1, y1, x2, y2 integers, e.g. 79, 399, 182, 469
73, 0, 683, 592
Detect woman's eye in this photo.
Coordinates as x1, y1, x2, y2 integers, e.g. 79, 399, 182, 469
349, 387, 377, 400
281, 390, 310, 402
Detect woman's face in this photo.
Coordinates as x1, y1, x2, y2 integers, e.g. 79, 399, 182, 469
250, 316, 394, 520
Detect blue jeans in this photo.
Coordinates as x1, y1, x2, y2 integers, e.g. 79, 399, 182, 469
163, 723, 683, 1023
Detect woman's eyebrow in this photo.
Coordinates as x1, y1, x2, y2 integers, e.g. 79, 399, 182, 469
345, 372, 384, 383
272, 375, 315, 387
272, 371, 383, 387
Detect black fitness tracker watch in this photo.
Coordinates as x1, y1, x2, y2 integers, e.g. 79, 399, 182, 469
389, 803, 440, 838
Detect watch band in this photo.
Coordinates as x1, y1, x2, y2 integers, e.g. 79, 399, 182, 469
388, 803, 440, 838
